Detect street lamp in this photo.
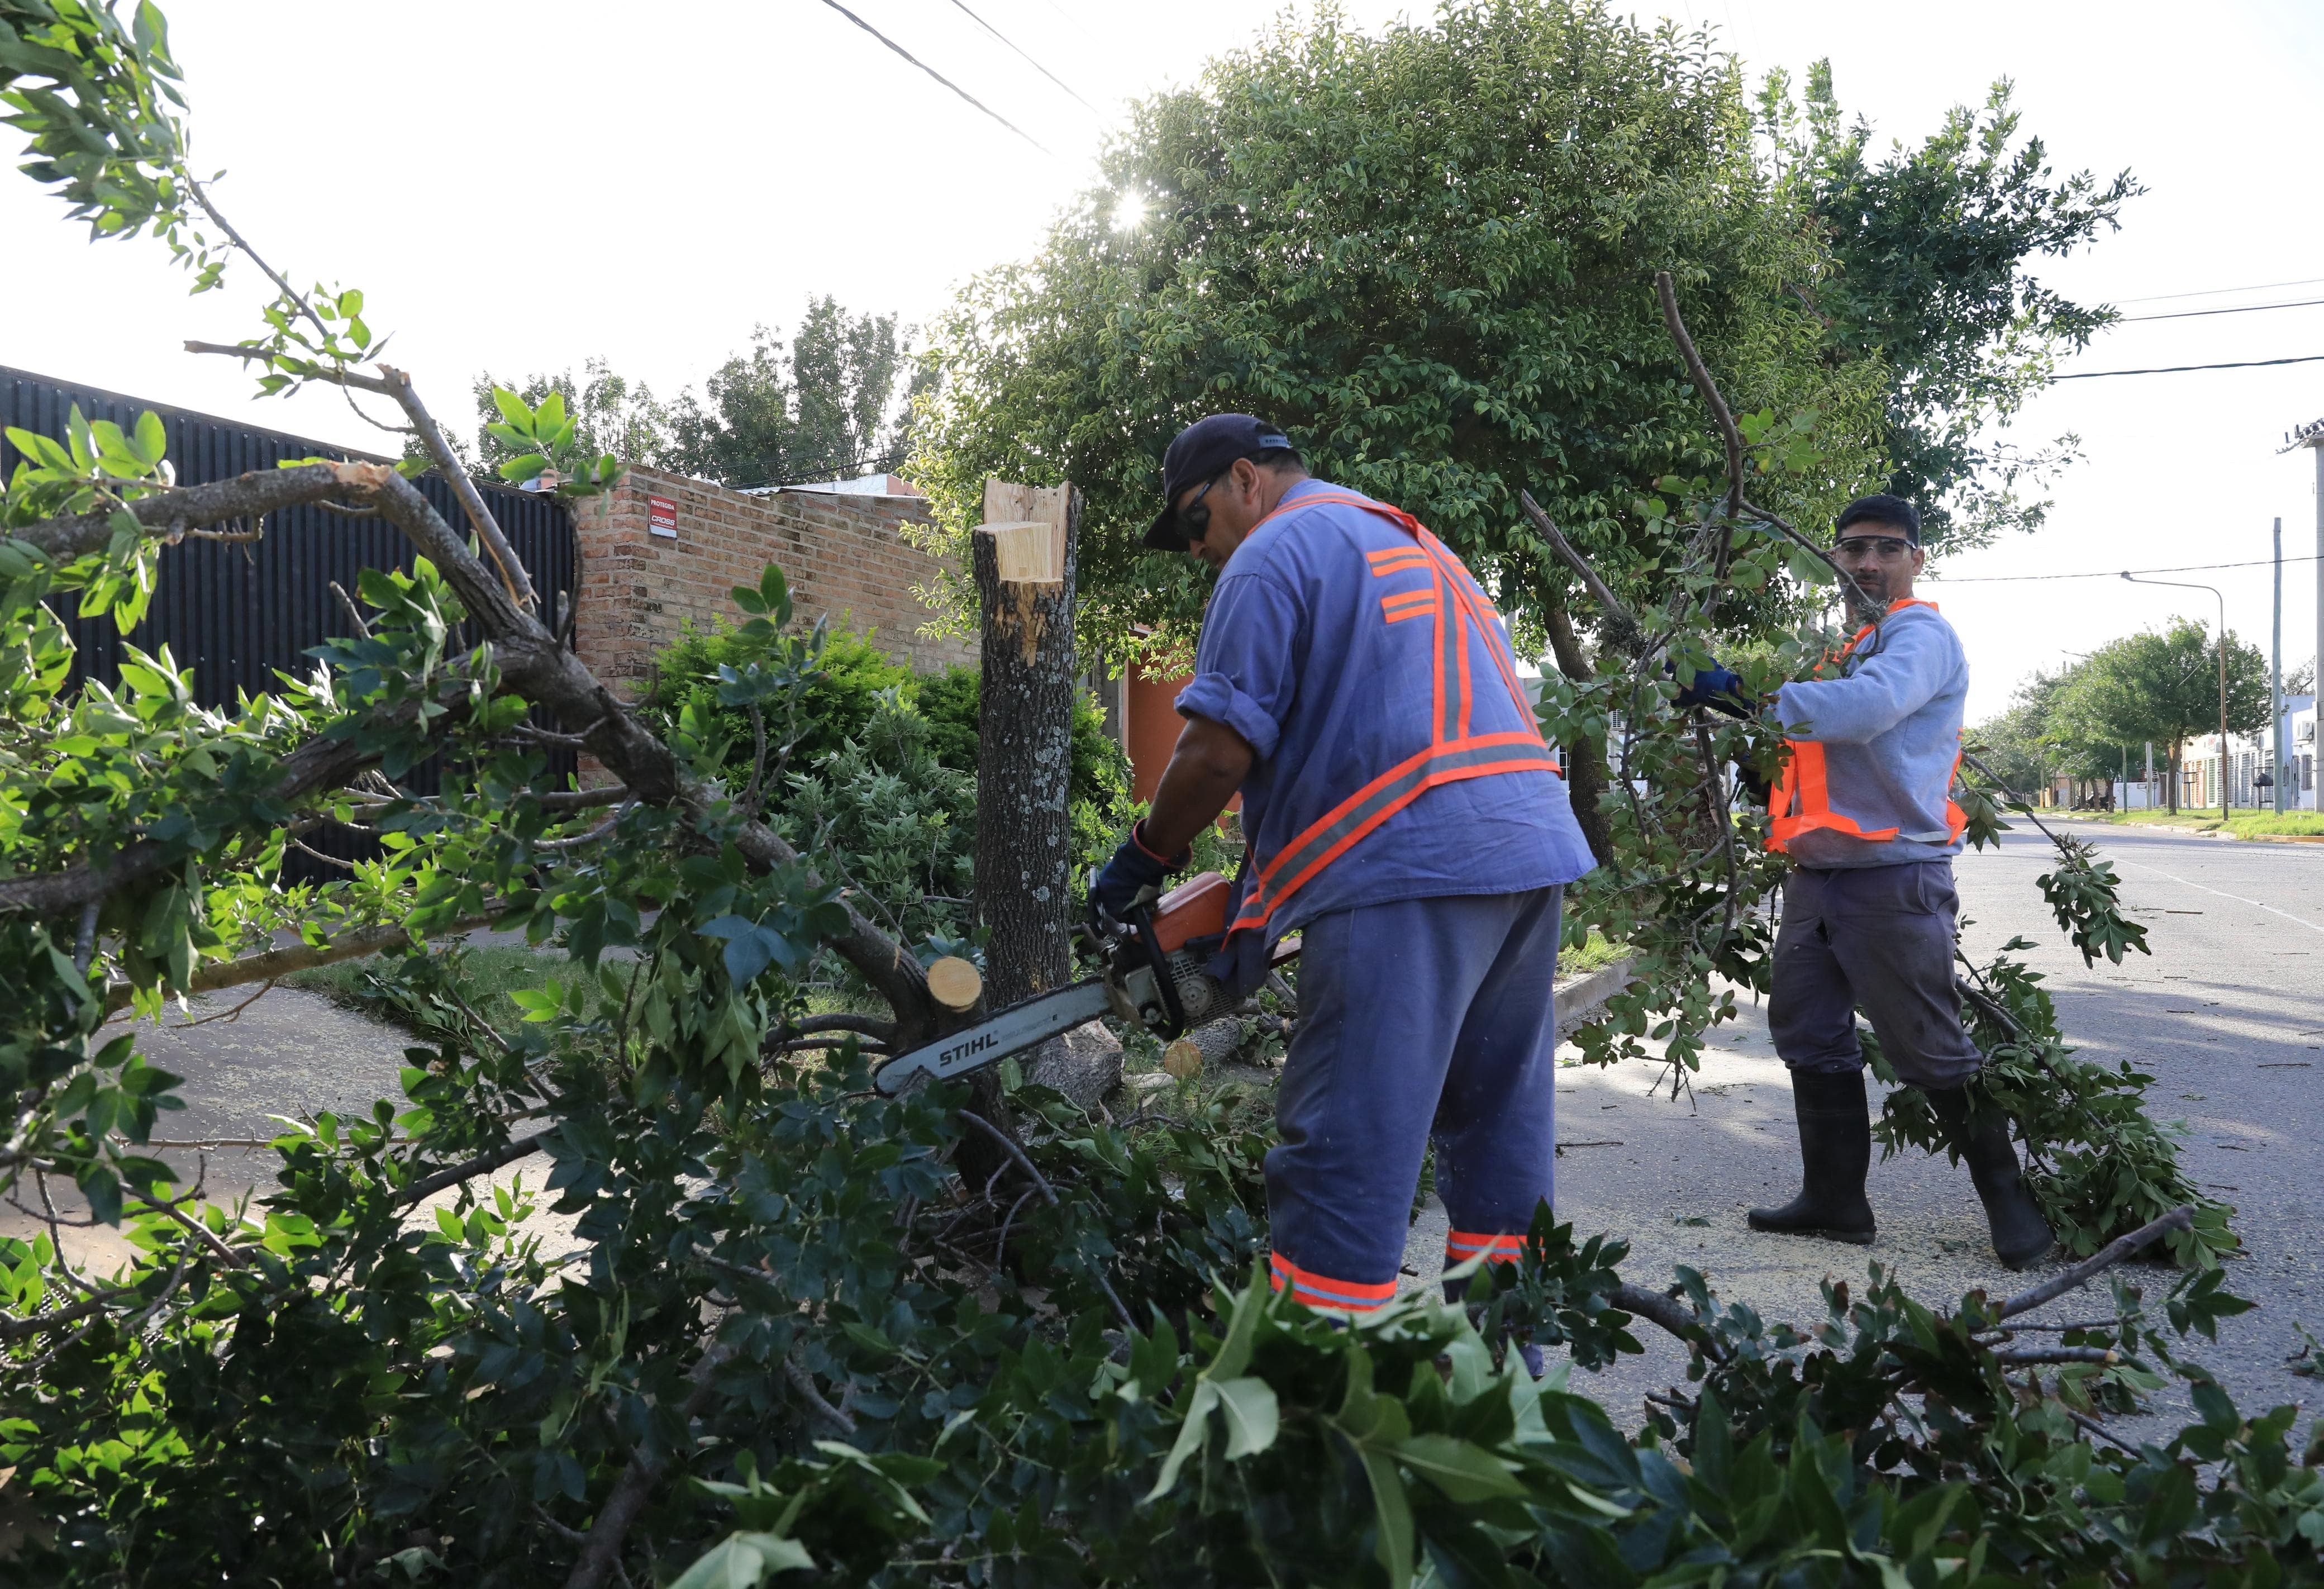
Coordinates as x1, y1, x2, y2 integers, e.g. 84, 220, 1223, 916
2121, 572, 2230, 812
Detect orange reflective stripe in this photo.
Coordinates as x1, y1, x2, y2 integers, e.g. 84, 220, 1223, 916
1269, 1251, 1396, 1311
1231, 736, 1561, 934
1768, 598, 1956, 854
1444, 1230, 1527, 1266
1229, 489, 1560, 934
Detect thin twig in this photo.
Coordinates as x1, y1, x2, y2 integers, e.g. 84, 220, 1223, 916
2066, 1407, 2145, 1454
954, 1111, 1136, 1333
991, 1187, 1038, 1275
329, 579, 372, 636
1997, 1205, 2193, 1320
168, 978, 277, 1026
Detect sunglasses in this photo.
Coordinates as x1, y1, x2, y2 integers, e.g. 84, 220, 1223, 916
1834, 536, 1913, 560
1177, 473, 1225, 543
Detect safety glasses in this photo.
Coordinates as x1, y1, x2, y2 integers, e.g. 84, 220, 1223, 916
1834, 536, 1913, 561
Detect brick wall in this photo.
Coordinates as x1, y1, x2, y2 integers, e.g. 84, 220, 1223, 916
572, 465, 973, 696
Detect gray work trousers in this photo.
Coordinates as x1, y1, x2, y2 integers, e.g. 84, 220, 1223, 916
1768, 860, 1982, 1089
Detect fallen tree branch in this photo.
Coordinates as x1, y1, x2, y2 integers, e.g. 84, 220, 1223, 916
1997, 1205, 2193, 1320
1609, 1282, 1730, 1364
1990, 1345, 2121, 1367
102, 912, 497, 1013
7, 460, 378, 563
561, 1337, 740, 1589
393, 1131, 554, 1207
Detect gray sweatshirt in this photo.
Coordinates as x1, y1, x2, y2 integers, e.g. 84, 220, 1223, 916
1771, 601, 1968, 870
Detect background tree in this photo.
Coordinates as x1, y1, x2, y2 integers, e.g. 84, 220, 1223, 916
666, 297, 927, 489
454, 355, 673, 479
1759, 65, 2136, 551
2053, 618, 2271, 812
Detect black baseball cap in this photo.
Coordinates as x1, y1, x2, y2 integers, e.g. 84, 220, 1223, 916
1145, 413, 1295, 550
1834, 492, 1921, 545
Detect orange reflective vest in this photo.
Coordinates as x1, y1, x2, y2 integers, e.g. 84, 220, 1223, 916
1225, 492, 1560, 940
1766, 597, 1968, 854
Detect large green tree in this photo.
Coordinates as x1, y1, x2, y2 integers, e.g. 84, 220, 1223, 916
1760, 65, 2136, 551
2053, 619, 2270, 812
912, 1, 1888, 665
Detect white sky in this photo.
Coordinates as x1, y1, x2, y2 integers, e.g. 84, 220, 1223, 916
4, 0, 2322, 722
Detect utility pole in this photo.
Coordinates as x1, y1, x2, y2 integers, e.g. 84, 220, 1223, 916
2123, 572, 2230, 812
2273, 517, 2287, 812
2279, 417, 2324, 812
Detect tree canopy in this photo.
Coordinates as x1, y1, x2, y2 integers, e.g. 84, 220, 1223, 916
912, 1, 1888, 660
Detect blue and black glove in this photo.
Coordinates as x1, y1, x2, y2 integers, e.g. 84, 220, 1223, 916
1090, 821, 1188, 927
1670, 659, 1753, 719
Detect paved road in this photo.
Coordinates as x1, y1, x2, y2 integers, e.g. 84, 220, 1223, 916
1406, 822, 2323, 1434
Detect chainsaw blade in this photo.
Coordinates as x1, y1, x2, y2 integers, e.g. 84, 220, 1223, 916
873, 977, 1116, 1096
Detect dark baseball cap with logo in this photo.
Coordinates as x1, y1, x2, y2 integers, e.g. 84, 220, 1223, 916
1145, 413, 1296, 550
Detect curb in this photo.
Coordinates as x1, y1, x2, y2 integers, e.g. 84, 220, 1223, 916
1555, 956, 1637, 1039
2050, 814, 2324, 844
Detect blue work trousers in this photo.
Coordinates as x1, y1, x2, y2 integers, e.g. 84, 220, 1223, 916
1769, 860, 1982, 1089
1265, 886, 1561, 1310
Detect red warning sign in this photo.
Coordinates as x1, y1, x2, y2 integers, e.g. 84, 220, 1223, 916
647, 495, 678, 539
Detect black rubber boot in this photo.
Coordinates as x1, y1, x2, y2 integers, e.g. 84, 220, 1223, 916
1747, 1068, 1875, 1244
1925, 1086, 2055, 1271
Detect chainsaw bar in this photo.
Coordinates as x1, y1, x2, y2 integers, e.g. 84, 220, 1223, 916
873, 977, 1116, 1096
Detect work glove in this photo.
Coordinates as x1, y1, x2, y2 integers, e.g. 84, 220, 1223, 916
1669, 659, 1754, 719
1089, 821, 1187, 928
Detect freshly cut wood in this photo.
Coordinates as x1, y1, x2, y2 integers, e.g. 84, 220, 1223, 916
983, 480, 1071, 580
925, 956, 983, 1013
978, 520, 1057, 584
1162, 1016, 1250, 1078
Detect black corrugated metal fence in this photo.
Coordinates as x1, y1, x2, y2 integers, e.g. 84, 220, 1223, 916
2, 364, 580, 874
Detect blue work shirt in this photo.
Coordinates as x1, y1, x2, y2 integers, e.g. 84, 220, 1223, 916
1175, 479, 1596, 950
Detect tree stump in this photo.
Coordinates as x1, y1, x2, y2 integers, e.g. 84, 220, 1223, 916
972, 480, 1079, 1010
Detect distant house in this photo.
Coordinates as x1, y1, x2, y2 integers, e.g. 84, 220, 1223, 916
2178, 692, 2316, 810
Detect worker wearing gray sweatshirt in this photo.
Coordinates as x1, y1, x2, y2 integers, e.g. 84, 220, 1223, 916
1682, 493, 2054, 1271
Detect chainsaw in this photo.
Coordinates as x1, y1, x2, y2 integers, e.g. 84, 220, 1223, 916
872, 871, 1291, 1097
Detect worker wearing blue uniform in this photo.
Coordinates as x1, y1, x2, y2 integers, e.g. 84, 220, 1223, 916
1090, 415, 1596, 1314
1683, 493, 2054, 1270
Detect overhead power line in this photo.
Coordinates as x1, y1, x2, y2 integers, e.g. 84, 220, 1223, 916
812, 0, 1052, 155
946, 0, 1100, 114
2118, 273, 2324, 304
1928, 554, 2324, 586
2116, 296, 2324, 323
2049, 353, 2324, 381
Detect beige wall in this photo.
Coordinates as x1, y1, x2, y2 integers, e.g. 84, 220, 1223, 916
572, 465, 973, 697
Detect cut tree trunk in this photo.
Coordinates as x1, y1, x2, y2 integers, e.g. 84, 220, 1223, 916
973, 481, 1080, 1009
961, 480, 1080, 1188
